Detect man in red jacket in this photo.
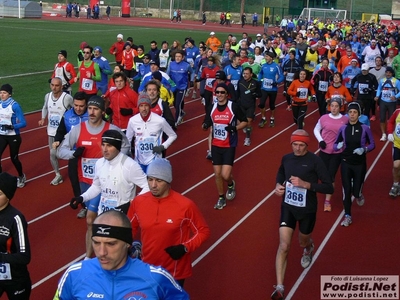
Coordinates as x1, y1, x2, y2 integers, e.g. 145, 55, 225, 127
109, 33, 125, 64
127, 158, 210, 287
106, 72, 138, 131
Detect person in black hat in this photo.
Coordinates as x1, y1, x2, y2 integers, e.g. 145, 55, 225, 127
201, 83, 247, 210
0, 172, 32, 299
58, 95, 130, 260
0, 84, 27, 188
69, 129, 149, 216
334, 101, 375, 227
51, 50, 77, 94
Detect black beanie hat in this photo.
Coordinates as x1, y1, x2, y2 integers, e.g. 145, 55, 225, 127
102, 130, 122, 151
0, 84, 13, 95
0, 172, 17, 200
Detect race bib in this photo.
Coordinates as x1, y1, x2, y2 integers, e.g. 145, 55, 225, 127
367, 55, 375, 62
395, 123, 400, 138
382, 89, 394, 100
206, 78, 214, 88
213, 123, 227, 141
81, 78, 94, 91
284, 182, 307, 207
138, 137, 156, 154
187, 58, 194, 65
230, 79, 238, 90
0, 263, 12, 280
297, 87, 308, 99
99, 197, 118, 213
286, 73, 294, 82
49, 114, 61, 128
358, 83, 368, 94
318, 81, 328, 92
81, 158, 98, 180
263, 78, 273, 89
309, 61, 316, 68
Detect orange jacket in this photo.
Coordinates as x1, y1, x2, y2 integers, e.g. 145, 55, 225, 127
325, 84, 353, 112
205, 36, 222, 52
337, 53, 359, 73
287, 79, 316, 106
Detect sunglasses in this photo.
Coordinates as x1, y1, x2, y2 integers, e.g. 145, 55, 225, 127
215, 90, 226, 94
83, 51, 91, 54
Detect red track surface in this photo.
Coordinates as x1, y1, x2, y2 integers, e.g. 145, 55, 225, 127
2, 17, 399, 300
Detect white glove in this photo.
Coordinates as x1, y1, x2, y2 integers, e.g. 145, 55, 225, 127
353, 147, 365, 155
336, 141, 344, 150
388, 134, 394, 142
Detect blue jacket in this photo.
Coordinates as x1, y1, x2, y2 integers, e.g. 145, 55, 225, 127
167, 60, 192, 90
258, 62, 284, 91
342, 66, 361, 88
54, 258, 189, 300
224, 64, 243, 90
0, 97, 26, 134
63, 108, 89, 133
93, 55, 112, 93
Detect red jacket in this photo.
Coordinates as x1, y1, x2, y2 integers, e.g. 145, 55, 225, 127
109, 85, 138, 130
127, 190, 210, 280
109, 41, 125, 62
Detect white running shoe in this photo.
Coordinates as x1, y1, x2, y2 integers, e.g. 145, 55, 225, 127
380, 133, 387, 142
17, 174, 26, 188
300, 241, 314, 268
244, 138, 251, 146
50, 174, 63, 185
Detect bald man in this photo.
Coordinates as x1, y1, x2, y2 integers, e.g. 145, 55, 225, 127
54, 210, 189, 300
271, 129, 333, 300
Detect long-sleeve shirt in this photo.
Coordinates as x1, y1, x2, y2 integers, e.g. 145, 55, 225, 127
0, 97, 27, 135
287, 79, 316, 106
127, 189, 210, 280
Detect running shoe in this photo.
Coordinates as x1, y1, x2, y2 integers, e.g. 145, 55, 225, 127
258, 118, 267, 128
269, 118, 275, 127
356, 194, 365, 206
301, 241, 314, 268
244, 138, 251, 146
271, 285, 284, 300
324, 200, 331, 212
77, 207, 87, 219
17, 174, 26, 188
214, 197, 226, 209
226, 180, 236, 200
389, 184, 400, 197
201, 97, 205, 105
206, 150, 212, 160
370, 115, 376, 121
341, 215, 352, 227
380, 133, 387, 142
286, 105, 291, 111
50, 174, 63, 186
192, 91, 197, 99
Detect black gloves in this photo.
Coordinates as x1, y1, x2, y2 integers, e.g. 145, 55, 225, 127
0, 125, 13, 131
296, 91, 301, 97
70, 196, 83, 209
363, 88, 371, 94
73, 146, 85, 158
120, 108, 133, 116
152, 145, 165, 154
164, 244, 187, 260
319, 141, 327, 149
305, 60, 311, 65
202, 123, 209, 130
272, 82, 278, 87
350, 88, 355, 96
225, 125, 237, 133
105, 107, 113, 116
63, 82, 71, 90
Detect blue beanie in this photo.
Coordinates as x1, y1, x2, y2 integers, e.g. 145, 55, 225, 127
94, 46, 103, 53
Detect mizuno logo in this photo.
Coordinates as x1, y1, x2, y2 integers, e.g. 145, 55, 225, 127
96, 227, 111, 234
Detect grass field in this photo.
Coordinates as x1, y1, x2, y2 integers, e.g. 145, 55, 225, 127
0, 18, 209, 112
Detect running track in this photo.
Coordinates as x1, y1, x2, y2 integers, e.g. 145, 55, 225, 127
1, 91, 399, 299
1, 16, 399, 300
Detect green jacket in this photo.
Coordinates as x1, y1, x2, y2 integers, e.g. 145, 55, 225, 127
392, 55, 400, 79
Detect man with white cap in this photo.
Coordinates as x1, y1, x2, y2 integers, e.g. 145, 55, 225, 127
58, 95, 130, 259
205, 31, 221, 54
342, 58, 361, 92
126, 93, 177, 173
54, 210, 189, 299
350, 63, 378, 119
127, 158, 210, 287
272, 129, 333, 300
69, 129, 149, 215
109, 34, 125, 65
